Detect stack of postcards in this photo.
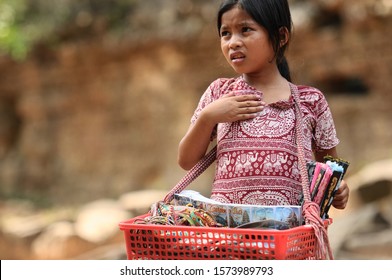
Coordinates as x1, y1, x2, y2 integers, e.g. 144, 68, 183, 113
306, 156, 350, 218
174, 190, 303, 229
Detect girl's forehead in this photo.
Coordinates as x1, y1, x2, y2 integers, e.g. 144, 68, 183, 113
220, 7, 256, 26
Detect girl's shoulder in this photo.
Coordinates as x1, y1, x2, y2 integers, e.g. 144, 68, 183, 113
209, 77, 238, 85
294, 84, 331, 114
295, 84, 327, 104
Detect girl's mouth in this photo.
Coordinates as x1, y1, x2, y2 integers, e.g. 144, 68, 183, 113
230, 52, 245, 63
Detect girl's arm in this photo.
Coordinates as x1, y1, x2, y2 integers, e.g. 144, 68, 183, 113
314, 147, 349, 210
177, 111, 217, 171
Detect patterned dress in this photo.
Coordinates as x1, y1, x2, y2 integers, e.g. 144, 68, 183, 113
191, 76, 339, 206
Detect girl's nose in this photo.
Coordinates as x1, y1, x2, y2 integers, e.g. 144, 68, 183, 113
229, 35, 243, 49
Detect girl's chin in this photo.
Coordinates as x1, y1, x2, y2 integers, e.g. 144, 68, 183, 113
230, 65, 248, 74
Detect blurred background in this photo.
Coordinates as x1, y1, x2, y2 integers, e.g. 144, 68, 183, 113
0, 0, 391, 260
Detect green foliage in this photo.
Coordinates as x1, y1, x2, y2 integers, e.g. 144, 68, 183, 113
0, 0, 28, 60
0, 0, 138, 61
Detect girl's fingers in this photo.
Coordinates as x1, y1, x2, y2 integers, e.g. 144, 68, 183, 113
236, 94, 262, 102
242, 105, 264, 113
237, 96, 265, 109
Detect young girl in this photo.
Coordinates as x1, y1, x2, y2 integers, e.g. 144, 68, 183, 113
178, 0, 349, 210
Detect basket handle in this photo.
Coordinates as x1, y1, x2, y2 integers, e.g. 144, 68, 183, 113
163, 145, 217, 203
291, 83, 333, 260
290, 84, 311, 202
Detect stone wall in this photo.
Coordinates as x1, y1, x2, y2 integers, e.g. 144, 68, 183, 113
0, 0, 391, 206
0, 0, 391, 260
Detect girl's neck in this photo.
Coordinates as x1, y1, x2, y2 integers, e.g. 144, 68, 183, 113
242, 66, 287, 89
242, 72, 291, 104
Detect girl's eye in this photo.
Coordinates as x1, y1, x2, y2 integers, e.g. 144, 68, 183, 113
242, 27, 252, 33
220, 30, 230, 37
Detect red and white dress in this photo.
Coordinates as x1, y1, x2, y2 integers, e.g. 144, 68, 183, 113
191, 77, 339, 206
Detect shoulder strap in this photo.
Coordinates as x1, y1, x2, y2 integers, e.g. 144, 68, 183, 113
163, 146, 217, 203
290, 83, 333, 260
290, 83, 311, 202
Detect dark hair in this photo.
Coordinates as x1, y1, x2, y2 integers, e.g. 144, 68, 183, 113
217, 0, 293, 82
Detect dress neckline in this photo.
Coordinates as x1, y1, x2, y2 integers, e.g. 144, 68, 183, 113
237, 76, 295, 109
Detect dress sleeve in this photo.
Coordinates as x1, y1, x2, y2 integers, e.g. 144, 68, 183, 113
313, 90, 340, 151
191, 79, 226, 141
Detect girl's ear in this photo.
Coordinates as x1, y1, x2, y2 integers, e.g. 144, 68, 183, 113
279, 27, 289, 47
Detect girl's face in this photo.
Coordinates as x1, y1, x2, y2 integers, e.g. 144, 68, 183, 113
220, 7, 276, 76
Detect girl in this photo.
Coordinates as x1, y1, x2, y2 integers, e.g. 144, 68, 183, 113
178, 0, 349, 210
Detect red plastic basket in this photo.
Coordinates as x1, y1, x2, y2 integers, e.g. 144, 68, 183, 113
119, 214, 332, 260
118, 93, 335, 260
